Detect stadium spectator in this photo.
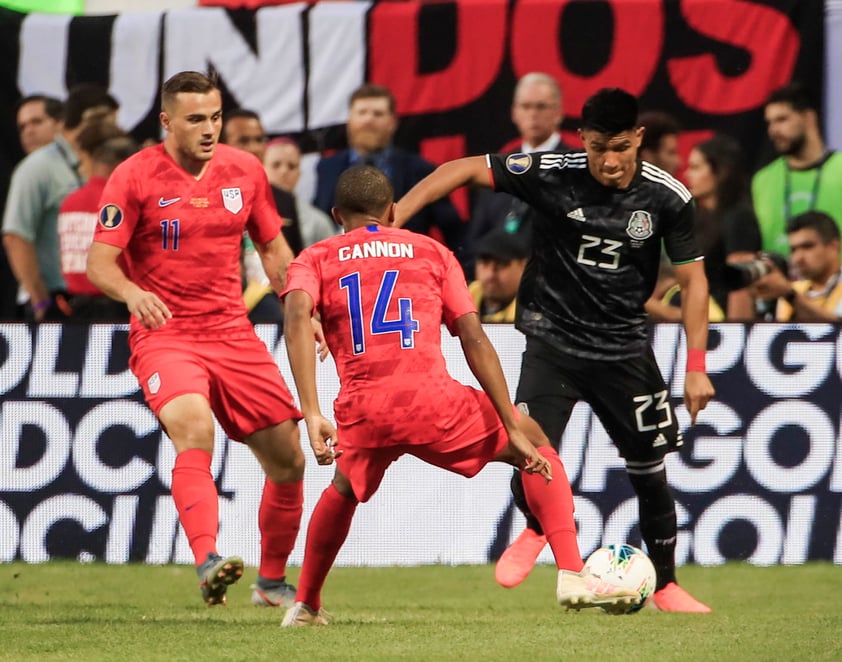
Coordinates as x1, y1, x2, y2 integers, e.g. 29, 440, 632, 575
221, 108, 299, 322
86, 71, 309, 609
750, 211, 842, 321
466, 72, 568, 278
395, 88, 715, 613
264, 137, 337, 248
638, 110, 682, 176
752, 82, 842, 255
3, 83, 118, 320
221, 108, 302, 253
685, 134, 762, 320
469, 226, 530, 323
280, 165, 639, 626
16, 94, 63, 155
312, 83, 464, 262
57, 119, 136, 321
638, 110, 684, 321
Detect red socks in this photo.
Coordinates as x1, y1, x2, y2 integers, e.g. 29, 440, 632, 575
521, 446, 584, 572
296, 484, 358, 611
258, 478, 304, 581
171, 448, 218, 565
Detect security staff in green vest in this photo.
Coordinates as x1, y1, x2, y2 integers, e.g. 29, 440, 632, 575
752, 82, 842, 256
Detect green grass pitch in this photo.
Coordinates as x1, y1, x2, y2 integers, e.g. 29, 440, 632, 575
2, 561, 839, 661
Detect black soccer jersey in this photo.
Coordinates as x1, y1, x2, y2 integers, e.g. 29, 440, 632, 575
488, 150, 702, 360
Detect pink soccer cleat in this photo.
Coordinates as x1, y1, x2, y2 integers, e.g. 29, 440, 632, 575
651, 582, 712, 613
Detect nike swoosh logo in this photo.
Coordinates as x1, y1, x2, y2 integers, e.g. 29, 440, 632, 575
158, 196, 181, 207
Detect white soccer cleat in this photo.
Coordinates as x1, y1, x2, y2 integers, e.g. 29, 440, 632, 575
557, 569, 641, 614
281, 601, 331, 627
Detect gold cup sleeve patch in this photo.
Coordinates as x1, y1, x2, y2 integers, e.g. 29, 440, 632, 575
98, 204, 124, 229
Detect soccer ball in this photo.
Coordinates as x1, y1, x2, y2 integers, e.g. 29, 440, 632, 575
583, 544, 657, 613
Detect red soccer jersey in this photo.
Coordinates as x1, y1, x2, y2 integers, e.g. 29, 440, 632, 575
58, 175, 107, 296
94, 143, 281, 337
283, 224, 480, 446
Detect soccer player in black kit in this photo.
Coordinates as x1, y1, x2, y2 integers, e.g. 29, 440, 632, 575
396, 88, 715, 613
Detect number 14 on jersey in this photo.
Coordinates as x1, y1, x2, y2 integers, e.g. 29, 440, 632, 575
340, 270, 419, 355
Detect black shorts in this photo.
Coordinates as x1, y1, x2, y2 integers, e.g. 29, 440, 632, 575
515, 337, 683, 463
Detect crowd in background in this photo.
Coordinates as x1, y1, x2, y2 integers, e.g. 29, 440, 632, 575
2, 74, 842, 325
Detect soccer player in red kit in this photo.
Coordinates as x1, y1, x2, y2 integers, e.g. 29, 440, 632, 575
279, 165, 638, 626
86, 71, 306, 608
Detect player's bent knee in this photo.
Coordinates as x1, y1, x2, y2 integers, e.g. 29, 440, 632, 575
266, 447, 305, 482
166, 421, 216, 453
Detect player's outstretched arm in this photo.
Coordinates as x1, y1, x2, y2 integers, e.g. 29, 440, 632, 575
394, 156, 491, 228
675, 260, 715, 424
455, 312, 551, 480
87, 241, 172, 329
254, 232, 295, 294
284, 289, 339, 464
454, 312, 518, 431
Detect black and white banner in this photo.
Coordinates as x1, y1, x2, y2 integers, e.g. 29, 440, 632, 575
1, 322, 841, 567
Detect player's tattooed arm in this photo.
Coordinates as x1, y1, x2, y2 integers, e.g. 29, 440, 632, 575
254, 232, 295, 293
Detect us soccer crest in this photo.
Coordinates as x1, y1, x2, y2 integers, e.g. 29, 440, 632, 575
221, 187, 243, 214
626, 210, 653, 240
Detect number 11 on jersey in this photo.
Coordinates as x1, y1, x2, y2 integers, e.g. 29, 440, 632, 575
340, 270, 419, 355
160, 219, 180, 251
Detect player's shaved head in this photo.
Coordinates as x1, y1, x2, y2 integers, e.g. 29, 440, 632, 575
161, 71, 219, 112
334, 165, 394, 218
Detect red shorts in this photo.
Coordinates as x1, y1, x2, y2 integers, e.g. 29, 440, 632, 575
129, 329, 301, 441
336, 389, 510, 502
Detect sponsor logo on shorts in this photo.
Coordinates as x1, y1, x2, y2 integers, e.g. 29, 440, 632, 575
147, 372, 161, 395
516, 402, 530, 416
98, 204, 124, 229
505, 153, 532, 174
652, 432, 668, 448
221, 187, 243, 214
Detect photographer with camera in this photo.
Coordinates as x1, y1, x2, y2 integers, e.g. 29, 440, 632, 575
746, 211, 842, 322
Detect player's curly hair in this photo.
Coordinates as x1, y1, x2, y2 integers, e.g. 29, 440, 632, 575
160, 71, 219, 111
335, 165, 394, 217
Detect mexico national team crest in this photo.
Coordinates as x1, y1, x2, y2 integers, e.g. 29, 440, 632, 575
626, 210, 653, 240
98, 204, 123, 229
221, 187, 243, 214
505, 153, 532, 174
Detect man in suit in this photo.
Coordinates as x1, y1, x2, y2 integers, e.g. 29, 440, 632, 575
313, 83, 464, 262
466, 73, 568, 278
